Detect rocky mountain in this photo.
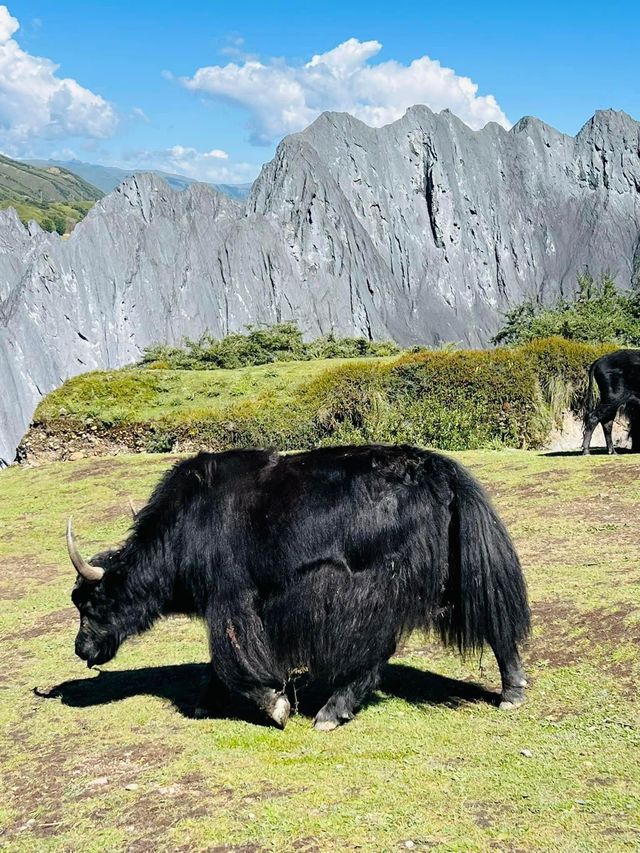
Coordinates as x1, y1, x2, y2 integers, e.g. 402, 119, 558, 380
1, 106, 640, 464
25, 158, 253, 199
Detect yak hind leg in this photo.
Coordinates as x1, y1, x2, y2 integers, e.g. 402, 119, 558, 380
313, 665, 383, 732
583, 403, 619, 455
491, 645, 528, 710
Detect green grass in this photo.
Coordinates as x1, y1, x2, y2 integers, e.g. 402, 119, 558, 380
35, 359, 375, 425
1, 450, 639, 851
0, 198, 95, 234
24, 338, 614, 464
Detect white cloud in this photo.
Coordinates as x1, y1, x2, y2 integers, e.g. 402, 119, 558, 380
0, 4, 117, 153
219, 34, 256, 61
180, 37, 510, 144
130, 106, 150, 123
0, 4, 17, 40
125, 145, 255, 184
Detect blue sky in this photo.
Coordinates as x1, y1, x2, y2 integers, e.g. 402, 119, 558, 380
1, 0, 638, 183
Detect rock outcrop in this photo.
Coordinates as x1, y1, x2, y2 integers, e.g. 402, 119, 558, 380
1, 107, 640, 463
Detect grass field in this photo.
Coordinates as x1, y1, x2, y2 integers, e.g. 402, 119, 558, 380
1, 450, 639, 851
34, 359, 374, 425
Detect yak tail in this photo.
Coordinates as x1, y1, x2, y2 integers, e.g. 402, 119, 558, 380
439, 464, 530, 657
583, 362, 597, 423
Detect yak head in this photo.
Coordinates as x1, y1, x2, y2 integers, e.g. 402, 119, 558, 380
67, 519, 126, 668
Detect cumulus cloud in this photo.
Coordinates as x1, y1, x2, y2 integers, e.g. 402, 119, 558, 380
0, 4, 117, 153
180, 37, 509, 144
125, 145, 255, 184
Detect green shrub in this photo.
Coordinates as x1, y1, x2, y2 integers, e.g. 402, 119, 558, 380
143, 428, 176, 453
493, 272, 640, 346
139, 323, 400, 370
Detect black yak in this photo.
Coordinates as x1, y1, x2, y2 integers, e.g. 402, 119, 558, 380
582, 349, 640, 454
67, 445, 530, 730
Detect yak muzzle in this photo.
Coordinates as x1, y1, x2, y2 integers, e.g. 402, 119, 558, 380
75, 633, 115, 668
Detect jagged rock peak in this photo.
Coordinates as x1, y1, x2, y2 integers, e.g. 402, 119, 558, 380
298, 105, 640, 146
1, 106, 640, 466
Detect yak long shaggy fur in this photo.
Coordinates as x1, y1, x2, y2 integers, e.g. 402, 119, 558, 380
72, 445, 531, 728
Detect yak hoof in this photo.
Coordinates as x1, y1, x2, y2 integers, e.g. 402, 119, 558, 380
499, 694, 526, 711
194, 706, 210, 719
268, 694, 291, 729
314, 719, 340, 732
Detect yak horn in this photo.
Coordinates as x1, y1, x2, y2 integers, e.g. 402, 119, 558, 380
128, 499, 138, 520
67, 518, 104, 582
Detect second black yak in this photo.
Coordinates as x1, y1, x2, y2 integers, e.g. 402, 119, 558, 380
67, 444, 530, 730
583, 349, 640, 454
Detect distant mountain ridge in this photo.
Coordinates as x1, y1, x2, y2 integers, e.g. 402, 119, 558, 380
0, 154, 103, 203
1, 106, 640, 463
25, 158, 253, 200
0, 152, 103, 234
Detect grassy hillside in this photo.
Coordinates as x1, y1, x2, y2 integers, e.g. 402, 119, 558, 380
21, 338, 612, 463
1, 450, 638, 850
0, 152, 102, 233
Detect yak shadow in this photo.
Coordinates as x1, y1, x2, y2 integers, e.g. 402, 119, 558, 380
37, 660, 497, 725
380, 663, 496, 709
543, 447, 634, 457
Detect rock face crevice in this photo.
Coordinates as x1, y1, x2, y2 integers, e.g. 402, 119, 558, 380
1, 107, 640, 464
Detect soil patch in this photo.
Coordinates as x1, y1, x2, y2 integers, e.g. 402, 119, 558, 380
72, 741, 186, 800
107, 776, 229, 853
64, 458, 125, 481
10, 607, 76, 641
0, 556, 60, 600
464, 799, 509, 830
531, 599, 639, 692
536, 494, 638, 526
92, 502, 134, 524
587, 464, 640, 489
506, 469, 573, 501
1, 736, 71, 839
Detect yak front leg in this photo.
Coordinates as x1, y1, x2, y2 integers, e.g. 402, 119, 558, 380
208, 605, 290, 728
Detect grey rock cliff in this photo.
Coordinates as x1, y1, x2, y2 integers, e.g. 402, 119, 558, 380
1, 107, 640, 463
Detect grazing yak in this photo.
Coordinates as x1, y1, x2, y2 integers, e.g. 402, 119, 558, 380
67, 445, 530, 730
583, 349, 640, 454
